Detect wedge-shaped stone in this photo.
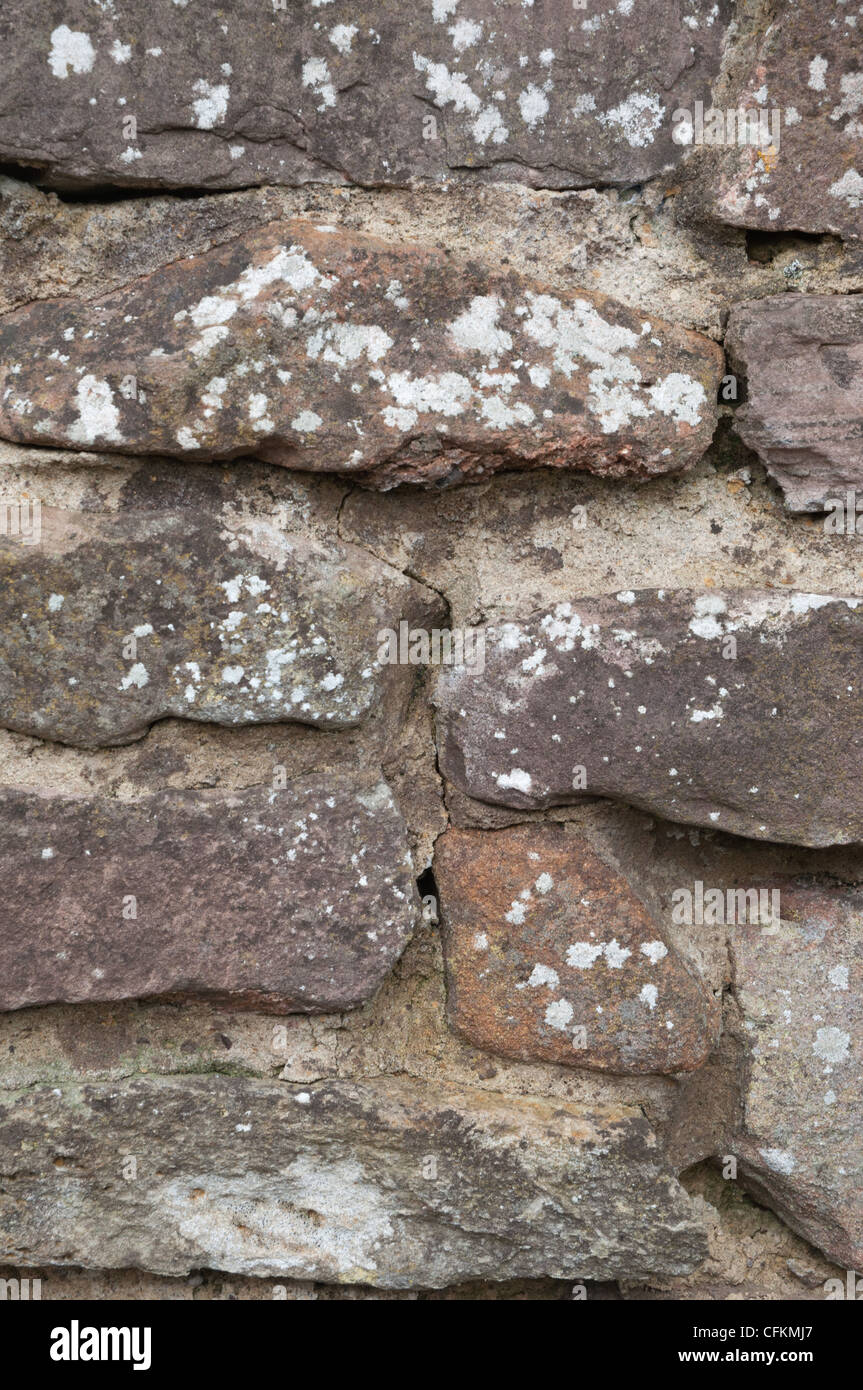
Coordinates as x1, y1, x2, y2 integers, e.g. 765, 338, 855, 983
729, 882, 863, 1269
0, 2, 728, 192
727, 296, 863, 513
0, 1073, 708, 1284
0, 777, 415, 1014
693, 0, 863, 241
435, 589, 863, 847
0, 222, 723, 489
0, 502, 439, 747
437, 825, 719, 1074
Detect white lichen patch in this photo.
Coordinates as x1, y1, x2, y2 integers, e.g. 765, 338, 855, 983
829, 168, 863, 208
302, 57, 337, 110
48, 26, 96, 78
597, 92, 665, 147
191, 80, 229, 130
159, 1159, 396, 1278
544, 998, 573, 1029
639, 983, 658, 1010
640, 940, 668, 964
813, 1026, 851, 1064
67, 375, 123, 446
758, 1147, 796, 1176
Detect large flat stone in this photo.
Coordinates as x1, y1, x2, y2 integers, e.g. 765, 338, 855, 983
0, 1073, 708, 1285
729, 881, 863, 1269
696, 0, 863, 241
727, 295, 863, 513
0, 496, 439, 747
437, 825, 720, 1074
0, 777, 415, 1013
0, 221, 723, 489
435, 589, 863, 847
0, 1, 729, 192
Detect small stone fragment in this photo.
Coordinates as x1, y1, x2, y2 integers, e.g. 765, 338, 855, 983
727, 295, 863, 513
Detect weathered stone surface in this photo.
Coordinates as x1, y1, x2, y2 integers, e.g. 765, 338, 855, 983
0, 776, 415, 1013
0, 1073, 708, 1284
0, 221, 723, 488
729, 881, 862, 1269
0, 497, 440, 747
436, 825, 720, 1074
435, 589, 863, 847
0, 1, 729, 192
698, 0, 863, 241
726, 295, 863, 513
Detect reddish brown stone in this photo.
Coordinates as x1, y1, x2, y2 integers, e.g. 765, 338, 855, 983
0, 221, 723, 489
436, 825, 720, 1074
0, 777, 416, 1014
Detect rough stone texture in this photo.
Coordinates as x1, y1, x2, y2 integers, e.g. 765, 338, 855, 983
0, 1073, 708, 1286
0, 776, 416, 1014
0, 1, 729, 192
0, 484, 441, 747
695, 0, 863, 242
0, 795, 860, 1296
339, 424, 863, 632
436, 824, 720, 1074
619, 1163, 847, 1302
726, 295, 863, 513
0, 220, 723, 488
729, 881, 863, 1270
3, 174, 861, 345
5, 1159, 849, 1300
2, 1, 863, 1299
435, 588, 863, 848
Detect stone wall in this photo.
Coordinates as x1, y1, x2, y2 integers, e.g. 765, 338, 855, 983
0, 0, 860, 1301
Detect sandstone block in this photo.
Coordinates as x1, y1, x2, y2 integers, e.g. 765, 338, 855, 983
0, 1, 728, 192
729, 881, 863, 1269
437, 825, 720, 1073
435, 589, 863, 847
0, 1074, 709, 1285
0, 497, 438, 746
0, 222, 723, 488
699, 1, 863, 241
0, 777, 416, 1013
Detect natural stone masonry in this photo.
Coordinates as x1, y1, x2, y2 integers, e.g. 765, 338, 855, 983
729, 881, 862, 1270
726, 295, 863, 513
0, 499, 440, 747
435, 589, 863, 848
0, 1, 729, 192
0, 1073, 708, 1285
695, 0, 863, 241
0, 221, 723, 489
0, 777, 416, 1014
436, 825, 720, 1074
0, 0, 860, 1308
